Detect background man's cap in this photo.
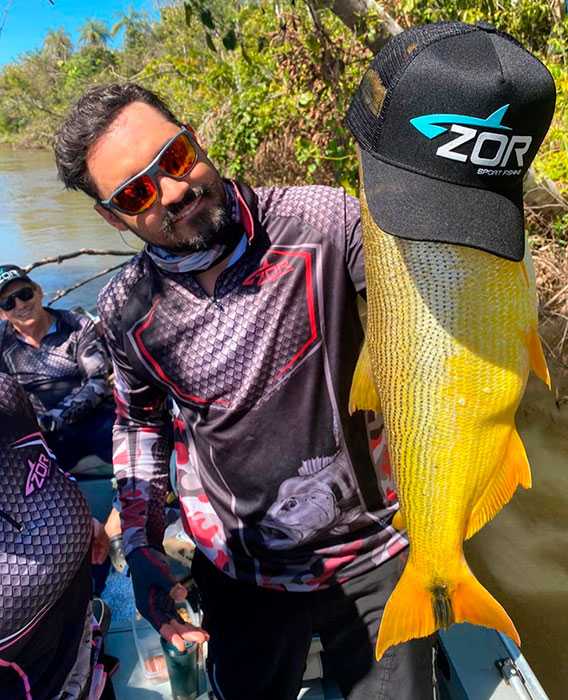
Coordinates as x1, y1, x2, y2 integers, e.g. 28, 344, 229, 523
346, 21, 556, 261
0, 265, 32, 294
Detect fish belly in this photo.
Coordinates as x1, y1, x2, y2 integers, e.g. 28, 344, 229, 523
353, 189, 548, 660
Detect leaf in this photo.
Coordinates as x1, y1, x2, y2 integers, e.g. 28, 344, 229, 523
184, 2, 192, 27
222, 29, 237, 51
298, 92, 312, 107
205, 32, 217, 53
200, 9, 215, 30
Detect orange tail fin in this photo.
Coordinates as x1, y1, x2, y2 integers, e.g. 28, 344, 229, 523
375, 557, 520, 662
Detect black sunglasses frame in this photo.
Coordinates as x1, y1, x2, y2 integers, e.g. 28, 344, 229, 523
0, 285, 35, 311
98, 127, 198, 215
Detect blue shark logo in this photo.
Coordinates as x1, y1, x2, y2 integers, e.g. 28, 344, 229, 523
410, 104, 511, 139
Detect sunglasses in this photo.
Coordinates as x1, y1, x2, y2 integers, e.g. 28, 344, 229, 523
99, 128, 198, 216
0, 285, 35, 311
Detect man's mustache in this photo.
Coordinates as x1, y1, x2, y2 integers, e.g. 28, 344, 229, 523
161, 185, 209, 232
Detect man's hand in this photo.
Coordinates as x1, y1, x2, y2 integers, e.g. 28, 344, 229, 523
91, 518, 110, 564
127, 547, 209, 651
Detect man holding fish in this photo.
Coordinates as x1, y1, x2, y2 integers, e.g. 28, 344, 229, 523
53, 20, 554, 700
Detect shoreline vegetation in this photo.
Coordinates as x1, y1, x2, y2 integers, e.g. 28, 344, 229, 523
0, 0, 566, 395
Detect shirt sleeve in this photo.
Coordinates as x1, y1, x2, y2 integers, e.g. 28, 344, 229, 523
99, 312, 173, 555
55, 318, 112, 424
344, 191, 365, 295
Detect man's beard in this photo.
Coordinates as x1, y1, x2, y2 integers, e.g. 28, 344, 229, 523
158, 184, 230, 253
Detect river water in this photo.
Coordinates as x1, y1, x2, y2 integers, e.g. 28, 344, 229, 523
1, 146, 567, 698
0, 145, 141, 309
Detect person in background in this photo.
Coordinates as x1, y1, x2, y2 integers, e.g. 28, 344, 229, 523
0, 265, 126, 579
0, 371, 114, 700
0, 264, 114, 472
53, 83, 433, 700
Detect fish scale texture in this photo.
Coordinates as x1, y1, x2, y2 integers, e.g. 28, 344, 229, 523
359, 189, 536, 581
0, 373, 92, 642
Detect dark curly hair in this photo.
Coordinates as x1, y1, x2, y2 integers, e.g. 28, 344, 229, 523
53, 83, 181, 199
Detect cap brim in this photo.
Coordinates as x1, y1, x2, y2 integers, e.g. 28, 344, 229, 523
359, 151, 525, 262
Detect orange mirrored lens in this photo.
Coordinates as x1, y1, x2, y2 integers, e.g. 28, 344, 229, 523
159, 133, 197, 177
112, 174, 157, 214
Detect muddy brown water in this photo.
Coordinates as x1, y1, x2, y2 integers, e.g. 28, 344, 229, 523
466, 376, 568, 700
0, 145, 140, 309
1, 146, 566, 697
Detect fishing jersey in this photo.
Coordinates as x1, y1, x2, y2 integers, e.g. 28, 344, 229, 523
0, 309, 112, 424
0, 372, 92, 698
98, 181, 407, 590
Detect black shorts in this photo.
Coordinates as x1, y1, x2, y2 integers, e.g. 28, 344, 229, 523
192, 550, 434, 700
0, 555, 91, 700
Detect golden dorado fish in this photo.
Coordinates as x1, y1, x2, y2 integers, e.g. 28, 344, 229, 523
350, 184, 550, 661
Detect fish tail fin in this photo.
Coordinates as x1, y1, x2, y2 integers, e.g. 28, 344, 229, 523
349, 338, 381, 414
465, 428, 531, 539
452, 561, 520, 647
528, 327, 550, 389
375, 558, 520, 662
375, 560, 435, 662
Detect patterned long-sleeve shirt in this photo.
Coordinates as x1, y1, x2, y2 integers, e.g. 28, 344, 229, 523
98, 181, 407, 591
0, 371, 92, 699
0, 309, 112, 424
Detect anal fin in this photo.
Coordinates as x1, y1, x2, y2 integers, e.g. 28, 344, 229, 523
465, 428, 531, 540
349, 338, 381, 415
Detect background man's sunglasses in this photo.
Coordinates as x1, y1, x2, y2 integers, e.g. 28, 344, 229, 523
98, 127, 198, 216
0, 286, 35, 311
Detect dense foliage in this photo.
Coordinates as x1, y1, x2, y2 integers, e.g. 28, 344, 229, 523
0, 0, 565, 202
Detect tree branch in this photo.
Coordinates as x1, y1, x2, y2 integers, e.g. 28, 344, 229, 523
315, 0, 402, 54
47, 262, 127, 307
24, 249, 134, 273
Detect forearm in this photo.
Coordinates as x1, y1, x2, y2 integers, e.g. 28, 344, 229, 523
56, 317, 113, 424
52, 377, 111, 424
114, 419, 173, 555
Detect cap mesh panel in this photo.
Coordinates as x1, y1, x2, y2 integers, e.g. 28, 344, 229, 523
347, 22, 477, 153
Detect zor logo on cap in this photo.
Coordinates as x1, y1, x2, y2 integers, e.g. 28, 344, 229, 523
410, 104, 532, 176
0, 269, 21, 284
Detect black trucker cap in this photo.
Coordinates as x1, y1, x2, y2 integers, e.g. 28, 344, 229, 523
0, 265, 32, 294
346, 21, 556, 261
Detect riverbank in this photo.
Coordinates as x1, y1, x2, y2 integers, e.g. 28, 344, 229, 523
535, 226, 568, 402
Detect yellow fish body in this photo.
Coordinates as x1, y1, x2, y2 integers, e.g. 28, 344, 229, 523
350, 186, 550, 661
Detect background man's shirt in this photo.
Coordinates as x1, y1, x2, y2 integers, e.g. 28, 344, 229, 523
0, 308, 112, 424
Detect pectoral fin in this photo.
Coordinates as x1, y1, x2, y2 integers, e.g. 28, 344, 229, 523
465, 428, 531, 540
392, 509, 406, 531
528, 327, 550, 389
349, 339, 381, 414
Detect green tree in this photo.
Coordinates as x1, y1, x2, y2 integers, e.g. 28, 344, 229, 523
42, 29, 73, 64
78, 20, 112, 49
112, 9, 154, 51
